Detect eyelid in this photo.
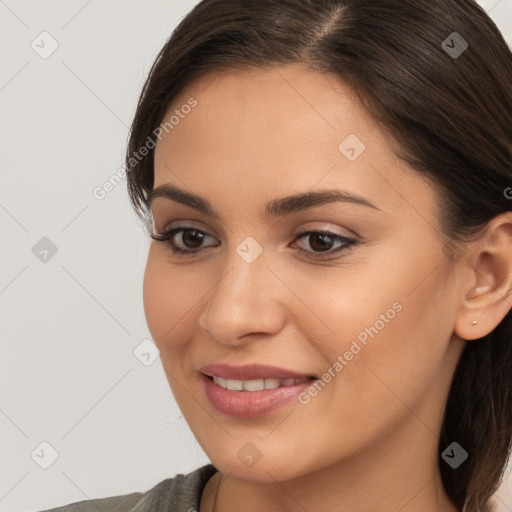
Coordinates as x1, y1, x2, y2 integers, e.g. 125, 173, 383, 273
158, 219, 209, 232
294, 224, 355, 239
152, 225, 216, 243
156, 221, 354, 244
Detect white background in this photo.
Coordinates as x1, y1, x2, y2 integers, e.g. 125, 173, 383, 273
1, 1, 511, 511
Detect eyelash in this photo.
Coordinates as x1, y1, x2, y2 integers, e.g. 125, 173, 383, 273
150, 226, 357, 260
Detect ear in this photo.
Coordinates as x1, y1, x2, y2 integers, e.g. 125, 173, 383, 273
454, 212, 512, 341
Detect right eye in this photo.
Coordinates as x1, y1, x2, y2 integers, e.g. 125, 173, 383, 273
151, 226, 219, 256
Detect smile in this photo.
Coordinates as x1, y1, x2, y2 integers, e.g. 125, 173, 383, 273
210, 375, 313, 391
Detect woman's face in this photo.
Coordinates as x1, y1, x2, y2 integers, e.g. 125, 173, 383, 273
144, 64, 467, 482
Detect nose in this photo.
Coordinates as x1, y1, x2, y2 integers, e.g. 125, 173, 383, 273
197, 245, 285, 347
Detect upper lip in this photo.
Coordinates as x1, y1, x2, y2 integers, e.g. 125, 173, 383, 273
200, 363, 315, 380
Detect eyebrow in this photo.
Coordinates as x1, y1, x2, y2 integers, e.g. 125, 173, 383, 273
148, 183, 381, 218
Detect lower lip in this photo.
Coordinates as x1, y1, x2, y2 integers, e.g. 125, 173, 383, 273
201, 373, 315, 418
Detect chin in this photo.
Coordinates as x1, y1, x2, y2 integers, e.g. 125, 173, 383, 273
213, 456, 306, 483
200, 437, 322, 483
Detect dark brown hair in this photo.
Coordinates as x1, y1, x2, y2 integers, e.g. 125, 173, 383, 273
125, 1, 512, 510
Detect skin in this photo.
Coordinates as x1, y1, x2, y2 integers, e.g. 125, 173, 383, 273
143, 63, 512, 512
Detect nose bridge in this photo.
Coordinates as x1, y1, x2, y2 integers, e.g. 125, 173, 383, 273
198, 234, 281, 342
213, 234, 269, 307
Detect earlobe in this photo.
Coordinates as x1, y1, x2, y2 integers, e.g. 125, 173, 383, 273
453, 213, 512, 341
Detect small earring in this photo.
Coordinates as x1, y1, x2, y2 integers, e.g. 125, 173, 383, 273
472, 320, 477, 325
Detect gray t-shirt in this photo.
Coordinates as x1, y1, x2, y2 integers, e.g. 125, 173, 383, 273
37, 464, 218, 512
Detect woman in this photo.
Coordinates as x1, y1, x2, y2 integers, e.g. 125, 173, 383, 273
39, 0, 512, 511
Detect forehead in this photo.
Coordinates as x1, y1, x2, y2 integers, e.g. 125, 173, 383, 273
155, 64, 369, 162
152, 64, 438, 221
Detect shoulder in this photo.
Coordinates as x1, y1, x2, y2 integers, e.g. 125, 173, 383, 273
36, 464, 218, 512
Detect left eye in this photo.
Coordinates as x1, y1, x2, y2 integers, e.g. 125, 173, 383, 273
292, 230, 357, 259
151, 227, 357, 260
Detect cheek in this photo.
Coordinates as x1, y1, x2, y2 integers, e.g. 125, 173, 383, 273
279, 255, 407, 358
295, 246, 454, 393
142, 250, 197, 350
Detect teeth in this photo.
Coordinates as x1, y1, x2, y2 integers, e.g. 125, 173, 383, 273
226, 379, 243, 391
263, 378, 281, 389
212, 375, 311, 391
215, 376, 227, 388
243, 379, 265, 391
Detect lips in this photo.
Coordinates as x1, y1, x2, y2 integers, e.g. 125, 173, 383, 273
198, 363, 318, 417
199, 363, 316, 381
